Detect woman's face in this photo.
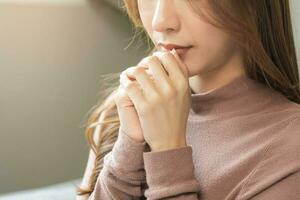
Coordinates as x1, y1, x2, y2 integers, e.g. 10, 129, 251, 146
137, 0, 243, 78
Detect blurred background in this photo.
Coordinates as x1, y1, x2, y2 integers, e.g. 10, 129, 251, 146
0, 0, 149, 199
0, 0, 299, 199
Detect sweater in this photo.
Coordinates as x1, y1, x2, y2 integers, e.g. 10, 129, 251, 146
88, 74, 300, 200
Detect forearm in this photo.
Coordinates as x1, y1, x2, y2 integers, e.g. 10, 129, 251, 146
88, 129, 147, 200
143, 145, 201, 199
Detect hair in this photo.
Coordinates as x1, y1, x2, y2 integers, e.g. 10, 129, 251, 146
76, 0, 300, 197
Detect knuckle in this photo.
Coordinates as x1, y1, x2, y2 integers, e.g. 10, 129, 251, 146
124, 81, 136, 91
164, 87, 177, 99
147, 56, 159, 65
124, 66, 136, 76
119, 72, 129, 86
148, 94, 161, 105
138, 56, 151, 66
132, 67, 145, 76
148, 55, 156, 61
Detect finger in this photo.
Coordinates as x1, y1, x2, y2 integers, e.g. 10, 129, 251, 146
119, 71, 146, 107
170, 48, 189, 79
138, 56, 173, 94
152, 51, 185, 83
125, 67, 159, 98
124, 66, 156, 84
152, 51, 183, 78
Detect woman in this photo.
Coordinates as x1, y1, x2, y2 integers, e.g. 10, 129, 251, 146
76, 0, 300, 199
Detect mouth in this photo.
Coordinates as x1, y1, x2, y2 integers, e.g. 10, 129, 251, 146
160, 46, 193, 58
159, 42, 192, 50
170, 46, 192, 56
158, 43, 193, 57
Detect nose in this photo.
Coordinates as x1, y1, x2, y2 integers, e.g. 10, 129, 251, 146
152, 0, 180, 33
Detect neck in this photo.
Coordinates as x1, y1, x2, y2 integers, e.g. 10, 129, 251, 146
188, 74, 274, 119
189, 49, 246, 94
189, 70, 246, 95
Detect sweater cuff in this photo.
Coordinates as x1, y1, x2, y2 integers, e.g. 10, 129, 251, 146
143, 145, 201, 198
110, 128, 147, 172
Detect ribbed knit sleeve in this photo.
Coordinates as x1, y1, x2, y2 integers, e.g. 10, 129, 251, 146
88, 129, 147, 200
142, 145, 201, 200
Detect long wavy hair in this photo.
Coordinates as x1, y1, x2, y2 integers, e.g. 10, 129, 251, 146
76, 0, 300, 197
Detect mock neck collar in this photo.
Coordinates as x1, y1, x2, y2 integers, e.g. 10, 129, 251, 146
188, 74, 274, 119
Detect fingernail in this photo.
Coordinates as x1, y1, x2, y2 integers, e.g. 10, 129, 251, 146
171, 48, 179, 59
172, 48, 181, 61
171, 48, 176, 54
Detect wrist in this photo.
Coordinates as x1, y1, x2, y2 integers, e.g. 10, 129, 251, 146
150, 140, 187, 152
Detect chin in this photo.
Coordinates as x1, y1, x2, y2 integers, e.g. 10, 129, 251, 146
186, 64, 208, 77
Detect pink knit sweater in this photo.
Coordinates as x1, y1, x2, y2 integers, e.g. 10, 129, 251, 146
88, 74, 300, 200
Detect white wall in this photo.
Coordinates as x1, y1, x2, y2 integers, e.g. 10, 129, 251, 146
0, 0, 148, 194
0, 0, 85, 4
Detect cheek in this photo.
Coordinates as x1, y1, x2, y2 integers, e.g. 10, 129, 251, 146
185, 28, 236, 76
138, 1, 154, 31
138, 13, 154, 41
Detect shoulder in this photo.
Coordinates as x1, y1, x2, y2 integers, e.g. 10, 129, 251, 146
268, 87, 300, 113
262, 90, 300, 140
265, 86, 300, 113
237, 108, 300, 199
263, 101, 300, 162
261, 89, 300, 133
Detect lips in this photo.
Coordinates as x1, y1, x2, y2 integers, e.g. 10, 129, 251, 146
157, 43, 192, 59
159, 43, 193, 51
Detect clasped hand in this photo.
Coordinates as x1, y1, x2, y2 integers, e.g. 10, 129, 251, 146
119, 49, 191, 152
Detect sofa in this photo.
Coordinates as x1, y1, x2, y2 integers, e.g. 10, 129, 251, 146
0, 179, 81, 200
